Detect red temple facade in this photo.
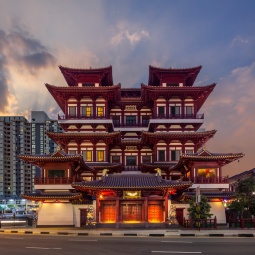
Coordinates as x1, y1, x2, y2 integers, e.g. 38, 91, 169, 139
20, 65, 243, 228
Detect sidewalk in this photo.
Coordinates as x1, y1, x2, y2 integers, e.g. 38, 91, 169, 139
1, 226, 255, 237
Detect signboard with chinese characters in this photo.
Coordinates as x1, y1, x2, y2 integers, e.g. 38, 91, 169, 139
123, 191, 141, 199
126, 146, 137, 151
125, 105, 137, 110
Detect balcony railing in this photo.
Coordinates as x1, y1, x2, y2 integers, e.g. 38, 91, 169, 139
122, 166, 142, 171
34, 177, 76, 185
58, 114, 106, 120
155, 114, 204, 119
113, 122, 149, 128
188, 176, 229, 184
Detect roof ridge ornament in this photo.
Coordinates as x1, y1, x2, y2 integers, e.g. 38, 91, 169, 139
102, 169, 109, 183
155, 168, 161, 176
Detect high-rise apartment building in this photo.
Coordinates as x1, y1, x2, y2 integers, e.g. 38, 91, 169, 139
0, 112, 62, 209
31, 111, 63, 178
0, 116, 31, 204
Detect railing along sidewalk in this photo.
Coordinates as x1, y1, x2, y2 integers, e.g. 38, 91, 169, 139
183, 217, 217, 229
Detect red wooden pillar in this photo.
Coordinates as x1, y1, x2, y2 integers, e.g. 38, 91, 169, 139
122, 148, 125, 167
65, 99, 68, 118
96, 196, 100, 223
154, 101, 157, 118
93, 143, 96, 162
93, 99, 96, 118
77, 142, 81, 154
121, 109, 124, 126
166, 143, 169, 161
105, 100, 108, 118
144, 197, 148, 223
219, 165, 222, 178
116, 197, 120, 228
165, 195, 169, 222
138, 148, 141, 168
182, 143, 185, 154
77, 99, 80, 118
166, 100, 169, 118
138, 109, 140, 127
181, 99, 185, 118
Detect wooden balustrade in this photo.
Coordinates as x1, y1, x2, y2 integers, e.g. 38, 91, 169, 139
189, 176, 229, 184
34, 177, 76, 185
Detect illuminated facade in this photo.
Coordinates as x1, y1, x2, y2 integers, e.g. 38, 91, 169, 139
20, 65, 243, 228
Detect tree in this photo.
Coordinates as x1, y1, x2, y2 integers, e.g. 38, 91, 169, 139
187, 195, 213, 219
229, 177, 255, 218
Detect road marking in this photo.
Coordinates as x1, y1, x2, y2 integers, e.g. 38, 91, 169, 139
26, 247, 62, 250
68, 239, 98, 242
151, 252, 201, 254
161, 241, 193, 243
4, 237, 24, 240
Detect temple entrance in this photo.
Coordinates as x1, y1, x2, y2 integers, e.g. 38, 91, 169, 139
148, 204, 163, 222
176, 208, 184, 225
126, 156, 136, 166
121, 203, 142, 222
101, 202, 116, 223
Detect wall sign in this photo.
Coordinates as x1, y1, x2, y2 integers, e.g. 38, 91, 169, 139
125, 105, 137, 110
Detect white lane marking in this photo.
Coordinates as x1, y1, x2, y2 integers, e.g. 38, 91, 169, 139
4, 237, 24, 239
26, 247, 62, 250
68, 239, 98, 242
151, 252, 201, 254
161, 241, 193, 243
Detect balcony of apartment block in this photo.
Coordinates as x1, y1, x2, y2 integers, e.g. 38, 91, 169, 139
188, 176, 229, 190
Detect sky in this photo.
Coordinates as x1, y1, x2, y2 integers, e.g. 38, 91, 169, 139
0, 0, 254, 176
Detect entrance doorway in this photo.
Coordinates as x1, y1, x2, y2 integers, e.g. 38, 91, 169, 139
176, 208, 184, 225
101, 203, 116, 223
148, 204, 163, 222
126, 156, 136, 166
121, 204, 142, 222
80, 209, 87, 227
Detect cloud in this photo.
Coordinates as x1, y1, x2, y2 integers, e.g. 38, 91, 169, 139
0, 30, 10, 111
110, 21, 149, 47
204, 62, 255, 175
0, 28, 57, 115
7, 30, 56, 75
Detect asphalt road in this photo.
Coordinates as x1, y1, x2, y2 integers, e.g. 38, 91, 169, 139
0, 234, 255, 255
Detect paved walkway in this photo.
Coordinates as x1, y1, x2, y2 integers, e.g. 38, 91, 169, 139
1, 226, 255, 237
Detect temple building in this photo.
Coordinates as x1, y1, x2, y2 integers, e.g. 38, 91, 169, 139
19, 65, 243, 228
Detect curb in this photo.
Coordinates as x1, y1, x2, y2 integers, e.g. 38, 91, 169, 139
0, 229, 255, 237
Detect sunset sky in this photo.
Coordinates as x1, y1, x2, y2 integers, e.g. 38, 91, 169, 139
0, 0, 254, 176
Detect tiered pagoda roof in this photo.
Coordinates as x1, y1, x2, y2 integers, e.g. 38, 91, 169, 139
46, 131, 121, 147
72, 172, 192, 191
59, 65, 113, 87
45, 83, 120, 112
170, 148, 244, 172
142, 130, 216, 148
22, 192, 83, 202
19, 150, 93, 172
148, 65, 202, 86
179, 191, 235, 201
142, 83, 216, 112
